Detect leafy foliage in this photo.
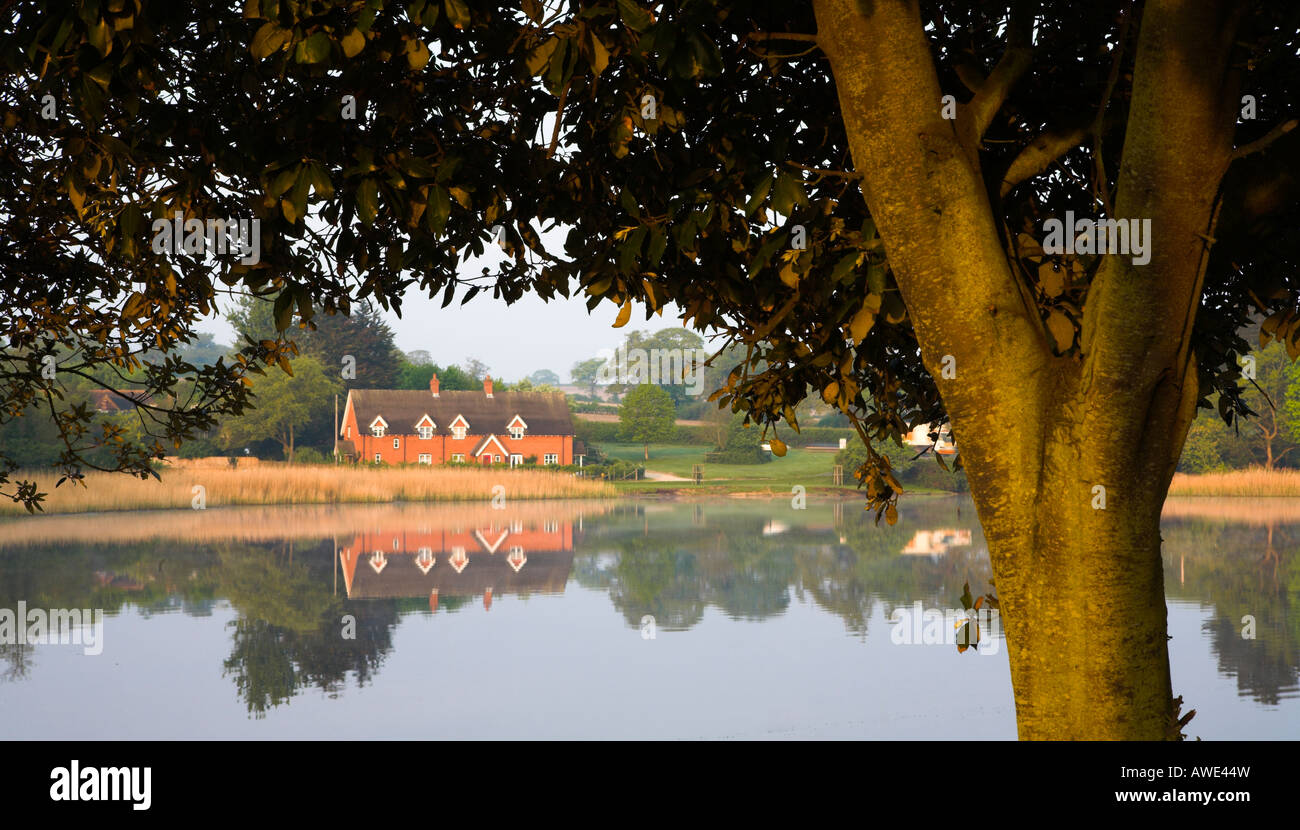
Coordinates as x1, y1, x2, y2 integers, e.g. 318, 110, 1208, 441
220, 355, 341, 461
708, 411, 770, 464
1, 0, 1296, 524
617, 382, 675, 456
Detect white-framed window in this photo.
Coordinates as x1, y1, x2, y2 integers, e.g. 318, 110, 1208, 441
543, 453, 558, 465
418, 453, 432, 464
493, 455, 502, 463
510, 454, 523, 467
451, 453, 465, 463
544, 519, 558, 533
346, 426, 351, 438
452, 426, 467, 440
418, 426, 434, 440
393, 437, 400, 449
509, 426, 524, 440
374, 453, 382, 463
372, 425, 385, 438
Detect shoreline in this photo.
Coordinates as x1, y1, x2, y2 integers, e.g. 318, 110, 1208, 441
0, 464, 615, 516
5, 466, 1295, 516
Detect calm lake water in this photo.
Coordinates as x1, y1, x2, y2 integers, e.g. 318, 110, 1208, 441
0, 495, 1296, 739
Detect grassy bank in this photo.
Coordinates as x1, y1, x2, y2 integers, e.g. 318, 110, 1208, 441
597, 442, 951, 497
1168, 469, 1300, 497
0, 464, 615, 515
605, 443, 852, 486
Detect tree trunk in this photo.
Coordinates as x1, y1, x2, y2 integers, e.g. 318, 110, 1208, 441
981, 426, 1175, 739
814, 0, 1240, 739
1260, 417, 1277, 470
644, 443, 649, 461
288, 423, 295, 465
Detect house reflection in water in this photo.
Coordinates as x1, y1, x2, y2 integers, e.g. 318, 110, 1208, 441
900, 529, 972, 557
337, 517, 575, 611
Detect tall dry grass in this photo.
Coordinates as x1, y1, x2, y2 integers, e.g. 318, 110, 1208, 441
0, 464, 615, 516
1167, 468, 1300, 497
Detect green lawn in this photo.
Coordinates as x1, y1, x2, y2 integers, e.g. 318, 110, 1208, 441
601, 442, 846, 484
596, 442, 957, 496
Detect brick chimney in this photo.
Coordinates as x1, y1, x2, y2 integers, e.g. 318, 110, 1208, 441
483, 375, 493, 398
429, 373, 439, 398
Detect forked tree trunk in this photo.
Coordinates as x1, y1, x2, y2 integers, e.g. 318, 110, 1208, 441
815, 0, 1240, 738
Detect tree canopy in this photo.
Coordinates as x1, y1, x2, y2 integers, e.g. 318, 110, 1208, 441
3, 0, 1298, 739
5, 0, 1293, 509
219, 353, 341, 461
618, 382, 675, 458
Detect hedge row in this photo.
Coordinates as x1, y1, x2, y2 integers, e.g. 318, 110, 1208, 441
574, 420, 716, 445
574, 418, 856, 449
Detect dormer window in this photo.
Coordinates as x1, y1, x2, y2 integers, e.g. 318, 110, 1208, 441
415, 414, 436, 440
369, 415, 388, 438
450, 414, 470, 440
507, 415, 527, 440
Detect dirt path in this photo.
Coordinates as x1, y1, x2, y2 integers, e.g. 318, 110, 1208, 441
643, 470, 692, 482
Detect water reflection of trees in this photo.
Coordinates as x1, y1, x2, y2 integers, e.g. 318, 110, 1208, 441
4, 499, 1292, 715
217, 541, 397, 717
1162, 519, 1300, 704
572, 501, 993, 637
0, 538, 400, 716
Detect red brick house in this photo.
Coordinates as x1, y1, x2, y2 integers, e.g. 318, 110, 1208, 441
337, 518, 575, 610
89, 389, 154, 413
335, 375, 582, 466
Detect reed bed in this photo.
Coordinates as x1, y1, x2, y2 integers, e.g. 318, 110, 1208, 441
0, 500, 616, 548
0, 464, 615, 516
1167, 468, 1300, 498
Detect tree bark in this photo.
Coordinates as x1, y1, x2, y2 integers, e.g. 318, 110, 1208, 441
814, 0, 1242, 738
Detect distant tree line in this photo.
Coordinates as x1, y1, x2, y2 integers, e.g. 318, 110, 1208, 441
0, 295, 570, 465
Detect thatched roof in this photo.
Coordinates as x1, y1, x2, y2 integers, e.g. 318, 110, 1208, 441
342, 549, 573, 598
348, 389, 574, 435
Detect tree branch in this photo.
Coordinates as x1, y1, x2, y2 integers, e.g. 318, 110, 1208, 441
746, 32, 820, 44
784, 160, 862, 181
963, 0, 1035, 143
813, 0, 1055, 502
1230, 118, 1298, 162
1091, 0, 1134, 216
1000, 124, 1091, 196
1081, 0, 1246, 491
953, 54, 987, 95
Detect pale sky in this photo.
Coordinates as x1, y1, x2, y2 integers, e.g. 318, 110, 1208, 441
194, 232, 694, 383
198, 289, 687, 383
